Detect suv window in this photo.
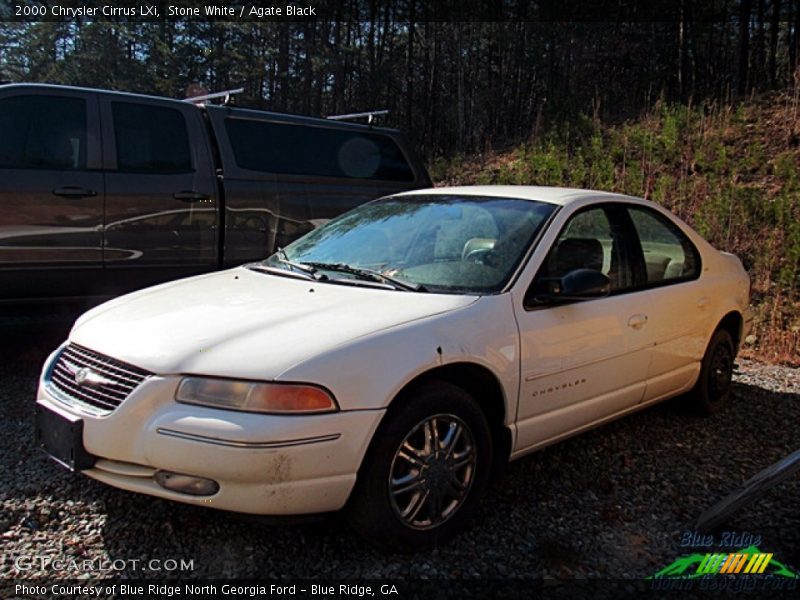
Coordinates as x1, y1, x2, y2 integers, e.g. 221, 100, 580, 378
534, 206, 631, 293
628, 206, 700, 283
0, 95, 87, 170
112, 102, 191, 173
225, 118, 414, 181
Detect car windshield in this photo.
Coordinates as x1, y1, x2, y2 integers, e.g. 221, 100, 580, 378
260, 194, 556, 294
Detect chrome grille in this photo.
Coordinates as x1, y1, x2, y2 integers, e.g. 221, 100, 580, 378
48, 344, 152, 414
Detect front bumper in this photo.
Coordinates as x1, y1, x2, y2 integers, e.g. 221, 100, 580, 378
36, 367, 384, 515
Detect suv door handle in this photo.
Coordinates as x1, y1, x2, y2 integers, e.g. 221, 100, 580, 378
627, 314, 649, 329
173, 191, 209, 202
52, 186, 97, 198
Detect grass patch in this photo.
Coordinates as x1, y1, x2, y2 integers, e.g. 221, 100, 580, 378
431, 93, 800, 365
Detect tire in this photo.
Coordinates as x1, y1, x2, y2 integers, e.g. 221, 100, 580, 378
346, 380, 493, 552
691, 328, 736, 415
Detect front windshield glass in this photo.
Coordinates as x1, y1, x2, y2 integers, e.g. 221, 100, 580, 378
263, 194, 557, 294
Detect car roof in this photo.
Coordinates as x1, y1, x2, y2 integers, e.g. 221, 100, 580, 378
394, 185, 643, 207
0, 82, 193, 105
0, 83, 398, 133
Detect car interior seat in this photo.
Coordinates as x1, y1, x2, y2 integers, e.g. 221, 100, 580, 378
461, 238, 497, 262
644, 254, 671, 282
553, 238, 604, 275
663, 259, 685, 279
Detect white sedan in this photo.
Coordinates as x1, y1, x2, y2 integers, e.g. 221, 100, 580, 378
35, 186, 752, 551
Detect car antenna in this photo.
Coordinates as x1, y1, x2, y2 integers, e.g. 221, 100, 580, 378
326, 109, 389, 128
185, 87, 245, 106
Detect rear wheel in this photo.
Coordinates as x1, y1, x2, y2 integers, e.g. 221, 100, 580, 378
346, 381, 492, 552
691, 328, 735, 415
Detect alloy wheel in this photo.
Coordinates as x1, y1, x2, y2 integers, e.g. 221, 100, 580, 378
388, 414, 477, 530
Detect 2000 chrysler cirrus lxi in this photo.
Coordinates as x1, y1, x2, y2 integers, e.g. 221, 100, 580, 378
35, 185, 752, 550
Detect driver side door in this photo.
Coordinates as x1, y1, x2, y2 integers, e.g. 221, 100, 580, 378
513, 204, 654, 453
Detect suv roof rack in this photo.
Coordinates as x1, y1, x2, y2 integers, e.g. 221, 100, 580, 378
327, 109, 389, 127
185, 87, 244, 106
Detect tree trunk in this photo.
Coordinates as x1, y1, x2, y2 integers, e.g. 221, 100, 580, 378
678, 7, 686, 98
790, 0, 800, 76
406, 4, 415, 132
769, 0, 781, 88
738, 0, 753, 96
755, 0, 766, 89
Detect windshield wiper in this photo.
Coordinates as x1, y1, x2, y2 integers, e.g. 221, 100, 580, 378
303, 262, 427, 292
246, 263, 317, 281
275, 248, 322, 276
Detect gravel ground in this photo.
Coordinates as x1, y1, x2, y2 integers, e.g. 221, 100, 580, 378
0, 306, 798, 582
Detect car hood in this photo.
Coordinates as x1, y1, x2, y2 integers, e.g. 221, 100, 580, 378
70, 267, 477, 379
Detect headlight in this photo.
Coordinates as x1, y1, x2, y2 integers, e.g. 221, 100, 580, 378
175, 377, 338, 414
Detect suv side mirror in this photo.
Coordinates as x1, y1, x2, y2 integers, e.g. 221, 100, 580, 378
527, 268, 611, 305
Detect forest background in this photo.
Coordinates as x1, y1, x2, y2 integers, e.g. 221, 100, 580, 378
1, 0, 798, 363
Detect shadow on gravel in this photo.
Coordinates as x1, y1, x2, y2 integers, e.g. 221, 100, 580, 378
1, 309, 797, 579
95, 380, 800, 579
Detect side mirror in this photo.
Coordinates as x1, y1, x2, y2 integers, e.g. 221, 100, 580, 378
528, 268, 611, 305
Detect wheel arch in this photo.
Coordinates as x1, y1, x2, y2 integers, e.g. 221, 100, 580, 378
385, 362, 513, 476
716, 310, 744, 351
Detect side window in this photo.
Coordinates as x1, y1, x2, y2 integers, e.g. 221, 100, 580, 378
225, 118, 415, 181
0, 95, 87, 170
112, 102, 191, 173
628, 206, 700, 283
535, 206, 630, 292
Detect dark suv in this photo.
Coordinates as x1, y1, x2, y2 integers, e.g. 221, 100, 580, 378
0, 83, 430, 301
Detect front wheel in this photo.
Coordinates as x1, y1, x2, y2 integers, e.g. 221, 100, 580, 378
346, 381, 492, 552
691, 328, 736, 415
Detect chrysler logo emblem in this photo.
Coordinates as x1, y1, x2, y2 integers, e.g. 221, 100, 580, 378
75, 367, 92, 386
63, 360, 112, 388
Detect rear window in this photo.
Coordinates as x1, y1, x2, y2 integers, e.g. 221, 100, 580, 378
112, 102, 192, 173
628, 206, 701, 283
225, 118, 414, 181
0, 95, 87, 170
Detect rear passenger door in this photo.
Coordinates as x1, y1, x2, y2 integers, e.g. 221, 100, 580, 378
208, 107, 423, 264
0, 88, 104, 300
260, 121, 419, 236
100, 95, 218, 293
625, 205, 710, 401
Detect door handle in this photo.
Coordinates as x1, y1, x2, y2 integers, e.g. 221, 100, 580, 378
173, 191, 210, 202
697, 297, 710, 310
627, 314, 649, 329
52, 186, 97, 198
